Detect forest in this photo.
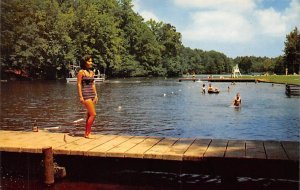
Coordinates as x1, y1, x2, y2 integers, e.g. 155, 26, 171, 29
1, 0, 299, 79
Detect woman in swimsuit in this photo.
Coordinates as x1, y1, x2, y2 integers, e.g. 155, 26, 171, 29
77, 55, 98, 138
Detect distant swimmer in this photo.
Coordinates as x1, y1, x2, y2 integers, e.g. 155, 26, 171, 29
202, 84, 206, 94
232, 93, 241, 106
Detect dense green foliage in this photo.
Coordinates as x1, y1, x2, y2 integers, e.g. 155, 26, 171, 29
233, 56, 285, 74
1, 0, 299, 79
284, 27, 300, 74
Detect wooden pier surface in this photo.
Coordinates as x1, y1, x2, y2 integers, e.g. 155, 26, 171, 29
178, 77, 257, 82
0, 130, 298, 161
200, 78, 256, 82
1, 130, 299, 179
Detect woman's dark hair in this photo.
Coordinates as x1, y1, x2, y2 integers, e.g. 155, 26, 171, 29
80, 55, 92, 69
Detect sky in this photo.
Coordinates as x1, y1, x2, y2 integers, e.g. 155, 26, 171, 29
132, 0, 300, 58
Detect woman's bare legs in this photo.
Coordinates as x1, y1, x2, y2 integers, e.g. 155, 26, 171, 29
83, 99, 96, 138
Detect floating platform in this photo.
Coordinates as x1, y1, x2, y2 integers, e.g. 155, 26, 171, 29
178, 78, 200, 82
201, 78, 257, 82
178, 77, 257, 82
0, 130, 298, 180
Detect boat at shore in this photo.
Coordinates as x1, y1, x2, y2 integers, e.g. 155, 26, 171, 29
66, 65, 105, 83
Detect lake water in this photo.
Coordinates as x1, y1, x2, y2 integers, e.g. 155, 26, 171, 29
1, 78, 299, 141
1, 78, 299, 190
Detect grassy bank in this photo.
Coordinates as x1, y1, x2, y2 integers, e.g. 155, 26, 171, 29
253, 75, 300, 85
238, 75, 299, 85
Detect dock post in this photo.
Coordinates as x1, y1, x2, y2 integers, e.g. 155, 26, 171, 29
42, 146, 54, 185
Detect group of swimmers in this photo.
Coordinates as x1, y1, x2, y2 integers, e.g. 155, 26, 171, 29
201, 83, 241, 107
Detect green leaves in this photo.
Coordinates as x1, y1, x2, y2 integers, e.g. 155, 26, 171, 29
284, 27, 300, 74
6, 0, 290, 78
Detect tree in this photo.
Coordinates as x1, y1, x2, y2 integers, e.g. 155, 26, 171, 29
262, 59, 275, 74
273, 56, 285, 74
284, 27, 300, 74
71, 0, 124, 76
2, 0, 285, 79
235, 56, 252, 74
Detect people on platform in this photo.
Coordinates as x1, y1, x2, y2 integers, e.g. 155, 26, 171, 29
232, 93, 241, 106
77, 55, 98, 138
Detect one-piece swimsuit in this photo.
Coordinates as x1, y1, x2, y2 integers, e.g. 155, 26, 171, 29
82, 72, 95, 100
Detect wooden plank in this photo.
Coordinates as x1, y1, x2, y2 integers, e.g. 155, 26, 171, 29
53, 137, 94, 155
85, 135, 133, 157
264, 141, 288, 160
0, 130, 25, 136
0, 132, 50, 152
204, 139, 228, 158
71, 134, 118, 156
162, 138, 195, 161
20, 132, 65, 153
0, 131, 42, 143
0, 132, 34, 144
143, 138, 178, 159
281, 141, 299, 161
225, 140, 245, 158
0, 130, 298, 167
124, 137, 163, 159
183, 139, 211, 161
22, 133, 80, 154
245, 140, 266, 159
106, 136, 147, 158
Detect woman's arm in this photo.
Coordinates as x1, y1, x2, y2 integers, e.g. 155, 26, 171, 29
77, 70, 84, 103
91, 71, 98, 103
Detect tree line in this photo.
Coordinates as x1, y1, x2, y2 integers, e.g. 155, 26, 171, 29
1, 0, 299, 79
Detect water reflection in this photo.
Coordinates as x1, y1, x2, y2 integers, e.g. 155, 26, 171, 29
1, 79, 299, 141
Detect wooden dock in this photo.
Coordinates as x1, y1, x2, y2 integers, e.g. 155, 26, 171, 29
178, 77, 199, 82
0, 130, 298, 180
286, 84, 300, 96
200, 78, 256, 82
178, 77, 257, 82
